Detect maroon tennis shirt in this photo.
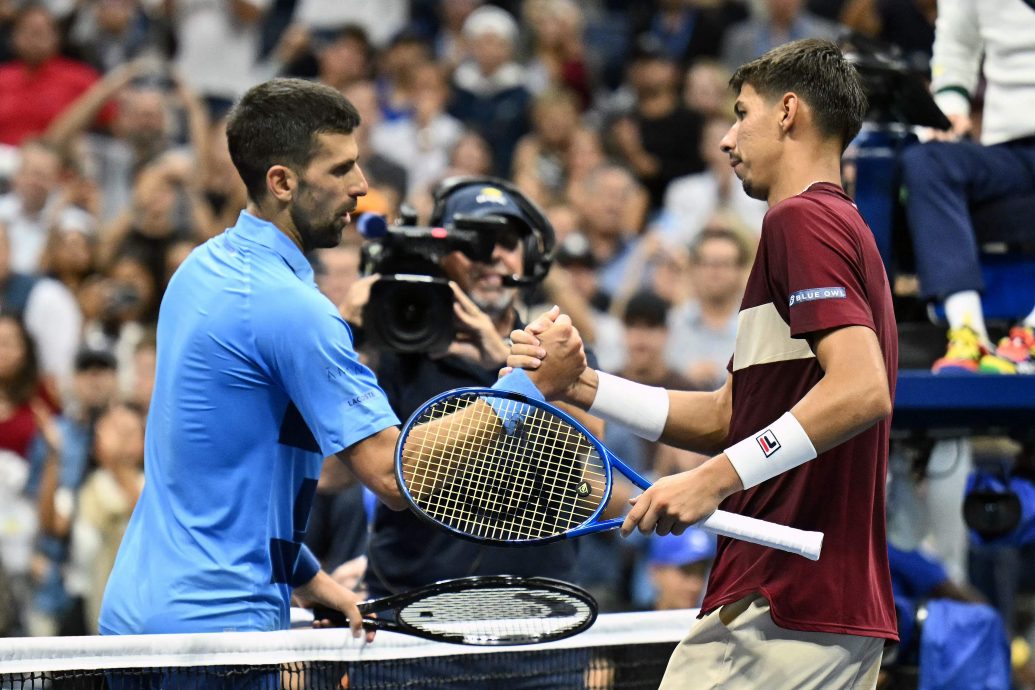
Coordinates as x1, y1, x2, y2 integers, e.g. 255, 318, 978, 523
700, 182, 899, 640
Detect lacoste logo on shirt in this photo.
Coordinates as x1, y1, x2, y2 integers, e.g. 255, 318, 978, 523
789, 286, 846, 307
756, 429, 780, 457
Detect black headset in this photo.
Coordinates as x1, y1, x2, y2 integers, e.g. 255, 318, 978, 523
429, 175, 555, 286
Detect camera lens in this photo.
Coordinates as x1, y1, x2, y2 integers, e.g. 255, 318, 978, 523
365, 277, 455, 353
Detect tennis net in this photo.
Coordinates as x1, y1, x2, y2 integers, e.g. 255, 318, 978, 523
0, 609, 693, 689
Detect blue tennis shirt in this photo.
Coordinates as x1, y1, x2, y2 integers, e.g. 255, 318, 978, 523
99, 211, 398, 634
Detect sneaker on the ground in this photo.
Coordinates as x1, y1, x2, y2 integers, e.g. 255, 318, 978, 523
993, 326, 1035, 374
932, 326, 987, 373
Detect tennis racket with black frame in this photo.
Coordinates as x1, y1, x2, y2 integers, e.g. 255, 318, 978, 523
395, 387, 824, 560
310, 575, 597, 646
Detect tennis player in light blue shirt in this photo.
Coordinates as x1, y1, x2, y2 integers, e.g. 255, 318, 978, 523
99, 79, 405, 636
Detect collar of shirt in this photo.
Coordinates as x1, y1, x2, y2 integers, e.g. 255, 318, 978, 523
229, 210, 315, 284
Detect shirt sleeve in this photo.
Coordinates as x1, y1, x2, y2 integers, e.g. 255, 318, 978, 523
255, 287, 399, 457
766, 197, 876, 339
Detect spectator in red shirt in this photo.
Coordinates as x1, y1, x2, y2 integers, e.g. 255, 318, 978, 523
0, 4, 111, 146
0, 314, 58, 460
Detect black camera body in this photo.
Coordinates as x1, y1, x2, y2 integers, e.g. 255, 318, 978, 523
360, 214, 504, 353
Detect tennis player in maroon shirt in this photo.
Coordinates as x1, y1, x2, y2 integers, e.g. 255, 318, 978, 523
507, 39, 897, 689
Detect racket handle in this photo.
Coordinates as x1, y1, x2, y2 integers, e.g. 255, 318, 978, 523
700, 510, 824, 561
580, 510, 823, 561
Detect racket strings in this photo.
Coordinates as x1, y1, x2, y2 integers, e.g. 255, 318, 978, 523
396, 587, 594, 644
401, 393, 608, 541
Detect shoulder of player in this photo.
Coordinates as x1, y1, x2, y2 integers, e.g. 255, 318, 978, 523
764, 193, 857, 242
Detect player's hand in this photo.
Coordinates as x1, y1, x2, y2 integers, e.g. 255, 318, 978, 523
620, 456, 741, 537
925, 113, 972, 142
339, 274, 379, 327
526, 314, 587, 401
445, 282, 510, 367
499, 305, 559, 378
298, 571, 374, 642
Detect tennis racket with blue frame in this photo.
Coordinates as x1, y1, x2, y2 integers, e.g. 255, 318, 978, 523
396, 387, 823, 560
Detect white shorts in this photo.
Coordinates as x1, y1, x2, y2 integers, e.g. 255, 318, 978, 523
659, 595, 885, 690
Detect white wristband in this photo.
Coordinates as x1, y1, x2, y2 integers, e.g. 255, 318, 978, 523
724, 411, 817, 490
588, 371, 669, 442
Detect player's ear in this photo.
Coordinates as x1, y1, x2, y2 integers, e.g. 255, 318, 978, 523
267, 165, 297, 203
779, 92, 799, 134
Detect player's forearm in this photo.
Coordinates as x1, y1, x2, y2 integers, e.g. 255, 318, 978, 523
567, 370, 729, 454
791, 373, 891, 454
659, 388, 731, 455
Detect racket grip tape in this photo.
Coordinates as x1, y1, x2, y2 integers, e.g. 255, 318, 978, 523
701, 510, 824, 561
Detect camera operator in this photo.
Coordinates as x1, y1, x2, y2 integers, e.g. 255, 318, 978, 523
342, 176, 603, 603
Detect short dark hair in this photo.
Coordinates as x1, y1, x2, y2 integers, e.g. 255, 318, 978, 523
622, 290, 670, 329
729, 39, 867, 151
226, 78, 362, 202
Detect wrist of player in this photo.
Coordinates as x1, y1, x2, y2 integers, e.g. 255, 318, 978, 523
588, 371, 668, 441
723, 412, 817, 490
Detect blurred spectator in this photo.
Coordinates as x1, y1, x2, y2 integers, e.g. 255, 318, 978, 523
125, 334, 154, 411
607, 36, 705, 211
512, 88, 581, 207
313, 239, 361, 310
426, 0, 482, 70
839, 0, 935, 70
292, 0, 408, 49
165, 0, 271, 117
450, 5, 532, 178
447, 129, 494, 177
199, 118, 248, 237
683, 59, 732, 121
67, 402, 144, 634
40, 206, 99, 294
313, 24, 373, 93
539, 231, 625, 373
66, 0, 153, 75
372, 63, 463, 202
0, 4, 111, 146
98, 153, 214, 284
80, 252, 155, 390
573, 164, 647, 304
376, 31, 432, 122
645, 528, 716, 610
637, 0, 746, 68
0, 139, 64, 273
342, 81, 408, 211
0, 221, 82, 393
0, 445, 35, 635
46, 57, 210, 224
0, 314, 59, 460
656, 116, 768, 247
605, 290, 698, 477
522, 0, 592, 108
665, 226, 750, 389
721, 0, 841, 71
29, 347, 117, 635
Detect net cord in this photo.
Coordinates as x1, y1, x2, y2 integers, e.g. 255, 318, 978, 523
0, 609, 697, 673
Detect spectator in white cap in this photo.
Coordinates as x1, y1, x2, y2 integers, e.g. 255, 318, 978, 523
450, 5, 531, 178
